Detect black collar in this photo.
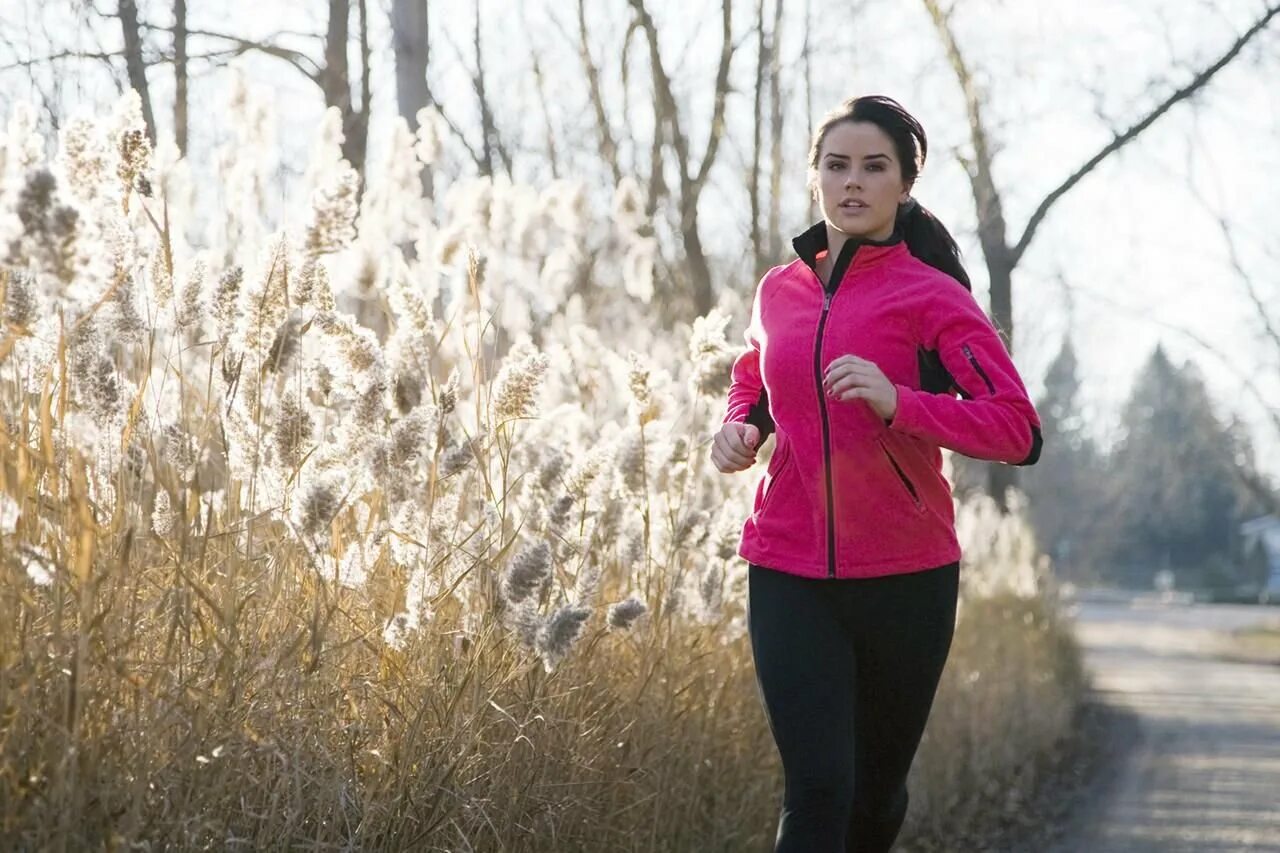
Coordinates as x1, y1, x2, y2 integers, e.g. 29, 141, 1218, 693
792, 222, 904, 289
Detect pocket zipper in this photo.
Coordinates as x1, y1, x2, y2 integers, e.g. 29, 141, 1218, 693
962, 344, 996, 395
879, 440, 922, 509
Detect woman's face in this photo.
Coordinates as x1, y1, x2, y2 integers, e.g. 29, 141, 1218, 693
813, 121, 910, 242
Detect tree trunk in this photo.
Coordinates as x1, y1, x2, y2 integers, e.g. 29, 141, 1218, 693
173, 0, 187, 155
323, 0, 369, 174
766, 0, 785, 263
749, 0, 766, 277
391, 0, 432, 198
118, 0, 156, 143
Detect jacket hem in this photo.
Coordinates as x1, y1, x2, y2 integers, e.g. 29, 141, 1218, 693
739, 541, 962, 580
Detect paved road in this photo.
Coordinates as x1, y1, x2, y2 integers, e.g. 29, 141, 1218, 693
1048, 597, 1280, 853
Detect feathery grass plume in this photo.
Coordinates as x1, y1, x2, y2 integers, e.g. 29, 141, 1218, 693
352, 377, 388, 433
58, 118, 109, 203
162, 422, 201, 483
213, 265, 243, 342
956, 490, 1046, 601
4, 267, 37, 328
503, 541, 552, 604
492, 342, 550, 424
607, 596, 647, 632
507, 598, 542, 651
438, 439, 473, 479
148, 241, 173, 304
151, 489, 176, 537
622, 237, 657, 303
306, 162, 359, 257
611, 176, 645, 236
689, 309, 737, 397
393, 370, 423, 415
537, 447, 566, 494
626, 351, 669, 426
573, 559, 601, 607
68, 319, 123, 423
536, 604, 591, 672
548, 494, 574, 530
673, 509, 710, 552
433, 224, 467, 270
8, 170, 82, 285
112, 92, 153, 204
264, 313, 306, 375
273, 393, 314, 471
696, 562, 726, 623
616, 427, 646, 494
291, 470, 345, 540
565, 445, 611, 501
390, 405, 434, 469
541, 179, 588, 237
359, 117, 424, 248
438, 367, 459, 415
110, 272, 147, 342
234, 237, 290, 358
175, 256, 207, 329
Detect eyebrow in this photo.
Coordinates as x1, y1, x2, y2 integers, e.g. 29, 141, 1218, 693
822, 152, 893, 162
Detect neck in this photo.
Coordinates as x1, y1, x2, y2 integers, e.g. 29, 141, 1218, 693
825, 222, 894, 260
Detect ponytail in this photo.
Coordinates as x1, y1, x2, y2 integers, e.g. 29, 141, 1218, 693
896, 198, 971, 291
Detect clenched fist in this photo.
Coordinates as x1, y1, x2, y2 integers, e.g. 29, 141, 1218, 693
711, 422, 761, 473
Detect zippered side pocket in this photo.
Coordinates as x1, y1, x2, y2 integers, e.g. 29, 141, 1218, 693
759, 437, 793, 514
962, 344, 996, 395
879, 439, 923, 511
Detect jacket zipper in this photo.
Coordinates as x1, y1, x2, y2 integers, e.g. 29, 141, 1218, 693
814, 288, 837, 578
962, 344, 996, 394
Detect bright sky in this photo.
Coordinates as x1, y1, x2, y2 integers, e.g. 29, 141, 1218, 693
4, 0, 1279, 476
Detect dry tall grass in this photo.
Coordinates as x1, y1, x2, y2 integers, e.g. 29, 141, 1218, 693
0, 90, 1083, 851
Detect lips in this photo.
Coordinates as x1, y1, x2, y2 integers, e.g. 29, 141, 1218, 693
839, 200, 868, 209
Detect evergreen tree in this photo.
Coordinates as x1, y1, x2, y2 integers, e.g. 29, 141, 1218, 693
1096, 345, 1262, 589
1023, 337, 1103, 581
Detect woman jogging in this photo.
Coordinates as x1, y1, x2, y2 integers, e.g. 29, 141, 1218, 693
711, 95, 1042, 853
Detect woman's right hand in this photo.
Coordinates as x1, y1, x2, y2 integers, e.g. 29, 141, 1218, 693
711, 422, 761, 473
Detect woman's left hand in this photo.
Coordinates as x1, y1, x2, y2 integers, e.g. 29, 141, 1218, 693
823, 355, 898, 421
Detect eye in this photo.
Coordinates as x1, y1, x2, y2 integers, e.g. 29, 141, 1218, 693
867, 163, 884, 172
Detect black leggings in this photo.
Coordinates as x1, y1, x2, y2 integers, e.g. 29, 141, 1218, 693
747, 562, 959, 853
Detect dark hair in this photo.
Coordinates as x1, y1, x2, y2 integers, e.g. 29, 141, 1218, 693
808, 95, 971, 290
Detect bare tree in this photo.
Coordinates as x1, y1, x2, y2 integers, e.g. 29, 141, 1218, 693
627, 0, 735, 317
922, 0, 1280, 506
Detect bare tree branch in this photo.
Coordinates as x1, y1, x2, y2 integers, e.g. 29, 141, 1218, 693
577, 0, 622, 185
139, 22, 322, 80
1011, 4, 1280, 264
0, 50, 121, 71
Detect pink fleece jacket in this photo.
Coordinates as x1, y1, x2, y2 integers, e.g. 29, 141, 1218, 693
722, 226, 1042, 580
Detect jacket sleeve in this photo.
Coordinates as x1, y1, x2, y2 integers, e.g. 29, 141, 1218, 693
721, 272, 776, 441
888, 278, 1042, 465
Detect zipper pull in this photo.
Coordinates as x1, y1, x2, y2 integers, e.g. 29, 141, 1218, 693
823, 290, 833, 310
